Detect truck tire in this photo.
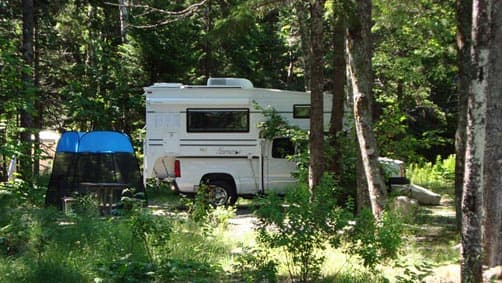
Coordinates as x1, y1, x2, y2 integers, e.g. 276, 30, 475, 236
208, 180, 237, 206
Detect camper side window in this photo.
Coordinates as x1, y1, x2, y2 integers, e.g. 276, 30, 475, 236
293, 104, 310, 118
187, 108, 249, 132
272, 138, 295, 158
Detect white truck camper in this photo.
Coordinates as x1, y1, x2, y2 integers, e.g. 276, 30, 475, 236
143, 78, 332, 205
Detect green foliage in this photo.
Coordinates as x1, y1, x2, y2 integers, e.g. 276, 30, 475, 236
377, 210, 405, 259
255, 174, 405, 280
341, 209, 404, 269
0, 202, 231, 282
162, 258, 223, 283
232, 247, 278, 283
0, 176, 443, 283
0, 172, 234, 282
326, 130, 359, 201
254, 106, 406, 277
185, 183, 237, 240
407, 154, 455, 191
67, 194, 100, 217
187, 183, 213, 222
255, 175, 350, 282
0, 0, 459, 281
256, 103, 310, 180
22, 258, 88, 283
373, 0, 456, 161
0, 178, 52, 257
394, 260, 434, 283
256, 103, 291, 139
0, 188, 17, 226
1, 0, 457, 183
205, 205, 236, 231
127, 207, 172, 264
0, 176, 46, 208
0, 212, 30, 257
98, 253, 156, 283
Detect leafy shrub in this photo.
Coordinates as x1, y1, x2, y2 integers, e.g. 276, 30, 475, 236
0, 178, 45, 208
1, 176, 232, 282
0, 188, 17, 226
96, 253, 156, 283
341, 209, 404, 269
159, 258, 223, 282
0, 185, 19, 256
255, 175, 350, 282
186, 183, 236, 231
27, 258, 88, 283
408, 154, 455, 191
127, 207, 172, 263
377, 210, 404, 259
187, 183, 213, 222
67, 194, 100, 217
205, 205, 236, 231
255, 172, 406, 280
232, 247, 278, 283
394, 260, 434, 283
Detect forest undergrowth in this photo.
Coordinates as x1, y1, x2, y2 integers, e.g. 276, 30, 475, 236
0, 156, 458, 282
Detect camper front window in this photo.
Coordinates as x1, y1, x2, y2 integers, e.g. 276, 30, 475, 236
187, 108, 249, 132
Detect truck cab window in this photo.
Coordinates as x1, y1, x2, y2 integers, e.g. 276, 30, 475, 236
272, 138, 295, 158
293, 104, 310, 118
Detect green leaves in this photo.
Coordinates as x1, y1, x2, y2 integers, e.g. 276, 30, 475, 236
372, 0, 456, 161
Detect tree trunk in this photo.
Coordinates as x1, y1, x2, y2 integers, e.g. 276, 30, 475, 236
483, 0, 502, 267
85, 3, 96, 86
347, 0, 387, 219
203, 0, 213, 81
295, 1, 311, 91
33, 14, 40, 177
0, 127, 6, 182
119, 0, 128, 44
455, 0, 472, 232
308, 0, 325, 197
21, 0, 34, 180
328, 12, 345, 177
356, 140, 371, 214
461, 0, 490, 281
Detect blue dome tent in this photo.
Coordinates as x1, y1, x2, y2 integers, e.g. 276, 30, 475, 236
45, 131, 146, 210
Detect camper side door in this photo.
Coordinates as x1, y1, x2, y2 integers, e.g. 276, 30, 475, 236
264, 137, 297, 194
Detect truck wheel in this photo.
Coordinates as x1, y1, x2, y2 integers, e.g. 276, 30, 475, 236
208, 180, 237, 206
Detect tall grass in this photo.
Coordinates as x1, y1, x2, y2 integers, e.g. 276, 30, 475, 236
1, 170, 460, 283
407, 154, 455, 192
0, 205, 236, 282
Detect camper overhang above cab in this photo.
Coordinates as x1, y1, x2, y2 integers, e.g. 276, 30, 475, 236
144, 77, 254, 95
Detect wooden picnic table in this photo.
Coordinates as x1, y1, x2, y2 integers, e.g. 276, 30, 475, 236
79, 182, 128, 215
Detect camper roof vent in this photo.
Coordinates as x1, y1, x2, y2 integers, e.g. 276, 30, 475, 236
207, 78, 253, 89
152, 83, 183, 88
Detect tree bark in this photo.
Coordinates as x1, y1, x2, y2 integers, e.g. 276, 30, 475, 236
483, 0, 502, 267
205, 1, 212, 81
346, 60, 370, 214
295, 1, 311, 91
328, 11, 345, 177
455, 0, 472, 232
308, 0, 325, 197
21, 0, 34, 180
461, 0, 490, 281
33, 13, 40, 177
356, 139, 371, 214
119, 0, 128, 44
347, 0, 387, 219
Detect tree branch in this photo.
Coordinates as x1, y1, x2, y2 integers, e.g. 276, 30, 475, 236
104, 0, 208, 29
